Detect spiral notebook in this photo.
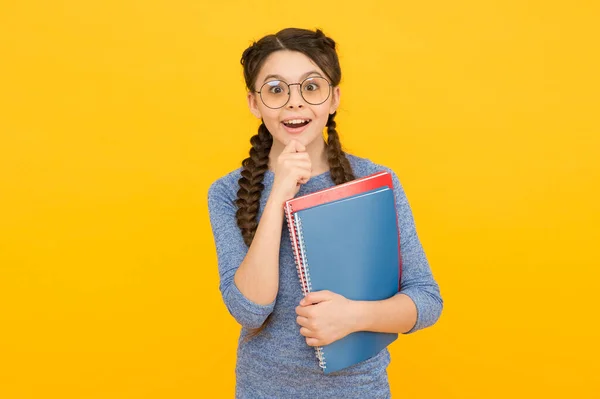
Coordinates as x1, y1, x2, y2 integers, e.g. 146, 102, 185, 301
284, 171, 402, 294
284, 172, 402, 374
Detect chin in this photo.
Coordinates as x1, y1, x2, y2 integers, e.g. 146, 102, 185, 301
285, 133, 321, 148
268, 122, 324, 149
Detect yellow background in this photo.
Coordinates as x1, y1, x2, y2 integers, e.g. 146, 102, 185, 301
1, 0, 599, 398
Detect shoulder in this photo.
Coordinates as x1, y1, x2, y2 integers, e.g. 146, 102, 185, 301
346, 152, 407, 202
207, 166, 243, 210
346, 153, 400, 181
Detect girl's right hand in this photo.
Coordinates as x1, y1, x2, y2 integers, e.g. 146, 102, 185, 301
271, 139, 312, 201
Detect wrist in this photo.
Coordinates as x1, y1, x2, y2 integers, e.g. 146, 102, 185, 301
350, 300, 369, 333
265, 191, 288, 213
267, 188, 293, 209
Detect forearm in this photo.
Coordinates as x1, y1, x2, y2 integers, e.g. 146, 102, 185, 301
353, 293, 418, 334
233, 193, 285, 305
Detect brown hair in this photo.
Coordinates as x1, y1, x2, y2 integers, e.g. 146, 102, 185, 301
236, 28, 355, 339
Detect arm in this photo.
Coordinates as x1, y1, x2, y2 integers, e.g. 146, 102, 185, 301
208, 141, 311, 329
387, 168, 443, 334
232, 191, 287, 306
207, 178, 282, 329
353, 293, 418, 334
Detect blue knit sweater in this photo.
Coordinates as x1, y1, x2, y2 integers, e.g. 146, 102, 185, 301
208, 154, 443, 399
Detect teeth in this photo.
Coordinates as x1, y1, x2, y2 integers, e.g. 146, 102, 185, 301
284, 119, 309, 124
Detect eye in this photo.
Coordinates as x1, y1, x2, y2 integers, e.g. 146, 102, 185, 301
304, 83, 319, 91
264, 81, 286, 95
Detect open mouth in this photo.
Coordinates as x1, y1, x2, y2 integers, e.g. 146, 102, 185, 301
282, 119, 311, 128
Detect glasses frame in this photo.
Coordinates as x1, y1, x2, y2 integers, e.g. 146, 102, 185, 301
254, 77, 333, 109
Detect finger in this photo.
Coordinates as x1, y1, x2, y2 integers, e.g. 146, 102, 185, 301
295, 305, 312, 318
282, 139, 306, 154
280, 158, 311, 171
299, 327, 314, 338
301, 290, 333, 306
306, 337, 321, 347
286, 161, 312, 172
281, 140, 299, 154
293, 166, 312, 185
296, 315, 310, 327
295, 168, 312, 185
279, 152, 311, 161
290, 140, 306, 153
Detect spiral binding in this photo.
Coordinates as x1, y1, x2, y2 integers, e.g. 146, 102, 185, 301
294, 214, 326, 371
285, 204, 308, 295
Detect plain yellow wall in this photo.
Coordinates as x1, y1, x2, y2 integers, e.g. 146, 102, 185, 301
1, 1, 599, 398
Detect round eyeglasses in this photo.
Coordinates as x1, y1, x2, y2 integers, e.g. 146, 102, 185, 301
255, 77, 333, 109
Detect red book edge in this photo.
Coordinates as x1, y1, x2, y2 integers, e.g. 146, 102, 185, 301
285, 171, 393, 212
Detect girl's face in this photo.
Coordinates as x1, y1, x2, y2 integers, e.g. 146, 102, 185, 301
247, 50, 340, 150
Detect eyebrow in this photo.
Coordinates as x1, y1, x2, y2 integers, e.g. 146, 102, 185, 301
262, 70, 323, 83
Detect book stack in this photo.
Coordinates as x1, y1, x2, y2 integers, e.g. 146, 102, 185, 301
284, 171, 402, 374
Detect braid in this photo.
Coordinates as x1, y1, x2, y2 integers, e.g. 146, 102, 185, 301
235, 123, 272, 247
326, 112, 355, 184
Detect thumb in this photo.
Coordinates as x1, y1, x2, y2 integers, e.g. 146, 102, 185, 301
283, 139, 306, 154
301, 290, 333, 306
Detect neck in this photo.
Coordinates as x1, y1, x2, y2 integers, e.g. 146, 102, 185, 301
269, 136, 329, 176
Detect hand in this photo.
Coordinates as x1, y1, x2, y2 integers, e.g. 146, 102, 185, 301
271, 140, 311, 201
295, 290, 358, 347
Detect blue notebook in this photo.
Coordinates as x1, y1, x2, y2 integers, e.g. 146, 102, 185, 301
294, 187, 400, 374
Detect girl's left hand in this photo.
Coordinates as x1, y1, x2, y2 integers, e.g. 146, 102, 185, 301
295, 290, 359, 347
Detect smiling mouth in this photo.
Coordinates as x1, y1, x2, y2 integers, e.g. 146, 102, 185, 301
282, 119, 312, 128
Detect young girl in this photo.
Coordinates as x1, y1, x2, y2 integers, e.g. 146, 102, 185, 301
208, 27, 443, 399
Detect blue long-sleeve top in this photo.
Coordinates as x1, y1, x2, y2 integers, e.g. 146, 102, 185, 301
208, 154, 443, 399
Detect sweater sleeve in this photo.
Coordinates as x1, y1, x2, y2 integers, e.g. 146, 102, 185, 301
386, 168, 444, 334
207, 177, 275, 329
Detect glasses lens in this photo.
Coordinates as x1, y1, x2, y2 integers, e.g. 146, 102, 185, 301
301, 77, 330, 105
259, 80, 288, 108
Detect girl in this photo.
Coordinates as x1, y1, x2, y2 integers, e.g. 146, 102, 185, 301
208, 27, 443, 399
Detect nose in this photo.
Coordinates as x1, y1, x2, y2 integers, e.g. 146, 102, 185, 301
286, 83, 305, 109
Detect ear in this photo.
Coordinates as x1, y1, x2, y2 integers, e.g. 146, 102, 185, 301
329, 86, 341, 114
247, 91, 262, 119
